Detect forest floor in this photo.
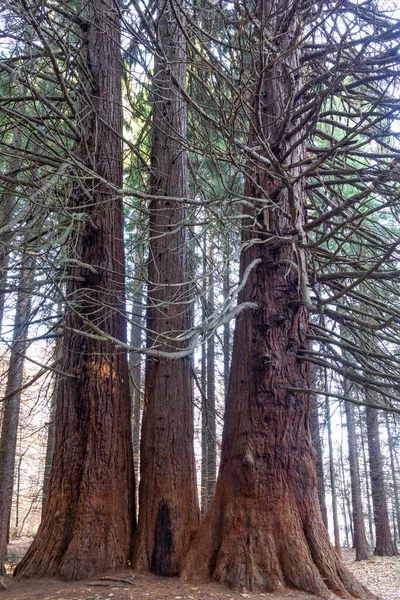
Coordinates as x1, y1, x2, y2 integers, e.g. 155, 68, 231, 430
1, 540, 399, 600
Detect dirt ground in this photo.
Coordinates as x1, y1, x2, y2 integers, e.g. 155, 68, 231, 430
1, 540, 399, 600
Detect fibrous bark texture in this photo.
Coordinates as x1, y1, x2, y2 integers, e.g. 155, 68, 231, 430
365, 405, 398, 557
15, 0, 134, 580
182, 1, 371, 597
131, 0, 199, 576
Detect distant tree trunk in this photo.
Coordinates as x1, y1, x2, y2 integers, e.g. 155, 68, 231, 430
0, 197, 12, 335
310, 394, 328, 529
182, 1, 368, 595
365, 405, 397, 556
0, 110, 23, 334
338, 433, 352, 548
0, 254, 34, 574
131, 0, 199, 576
41, 373, 57, 515
223, 251, 230, 399
206, 239, 216, 506
359, 409, 374, 547
326, 395, 341, 555
15, 0, 135, 579
15, 442, 22, 531
130, 248, 144, 514
42, 308, 62, 515
385, 414, 400, 545
201, 242, 208, 514
345, 399, 369, 560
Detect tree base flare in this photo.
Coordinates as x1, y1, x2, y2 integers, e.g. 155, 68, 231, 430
181, 479, 375, 599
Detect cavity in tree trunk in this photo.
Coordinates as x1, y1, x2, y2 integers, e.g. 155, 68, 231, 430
131, 0, 199, 576
0, 254, 34, 574
182, 1, 369, 596
345, 399, 369, 560
365, 405, 398, 556
15, 0, 135, 579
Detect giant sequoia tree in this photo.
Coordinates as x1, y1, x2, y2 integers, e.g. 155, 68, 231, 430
132, 0, 199, 576
182, 0, 383, 596
14, 0, 134, 579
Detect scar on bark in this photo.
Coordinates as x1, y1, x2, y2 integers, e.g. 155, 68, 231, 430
151, 503, 174, 575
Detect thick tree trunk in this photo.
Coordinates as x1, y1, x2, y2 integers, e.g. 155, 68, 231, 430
131, 0, 199, 576
15, 0, 134, 579
182, 2, 369, 596
310, 394, 329, 529
345, 400, 369, 560
365, 405, 398, 556
0, 254, 34, 574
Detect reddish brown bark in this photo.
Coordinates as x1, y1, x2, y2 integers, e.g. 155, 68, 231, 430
14, 0, 134, 580
131, 0, 199, 576
182, 1, 371, 597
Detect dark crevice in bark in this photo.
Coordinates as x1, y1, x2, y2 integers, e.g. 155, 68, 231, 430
151, 503, 174, 575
